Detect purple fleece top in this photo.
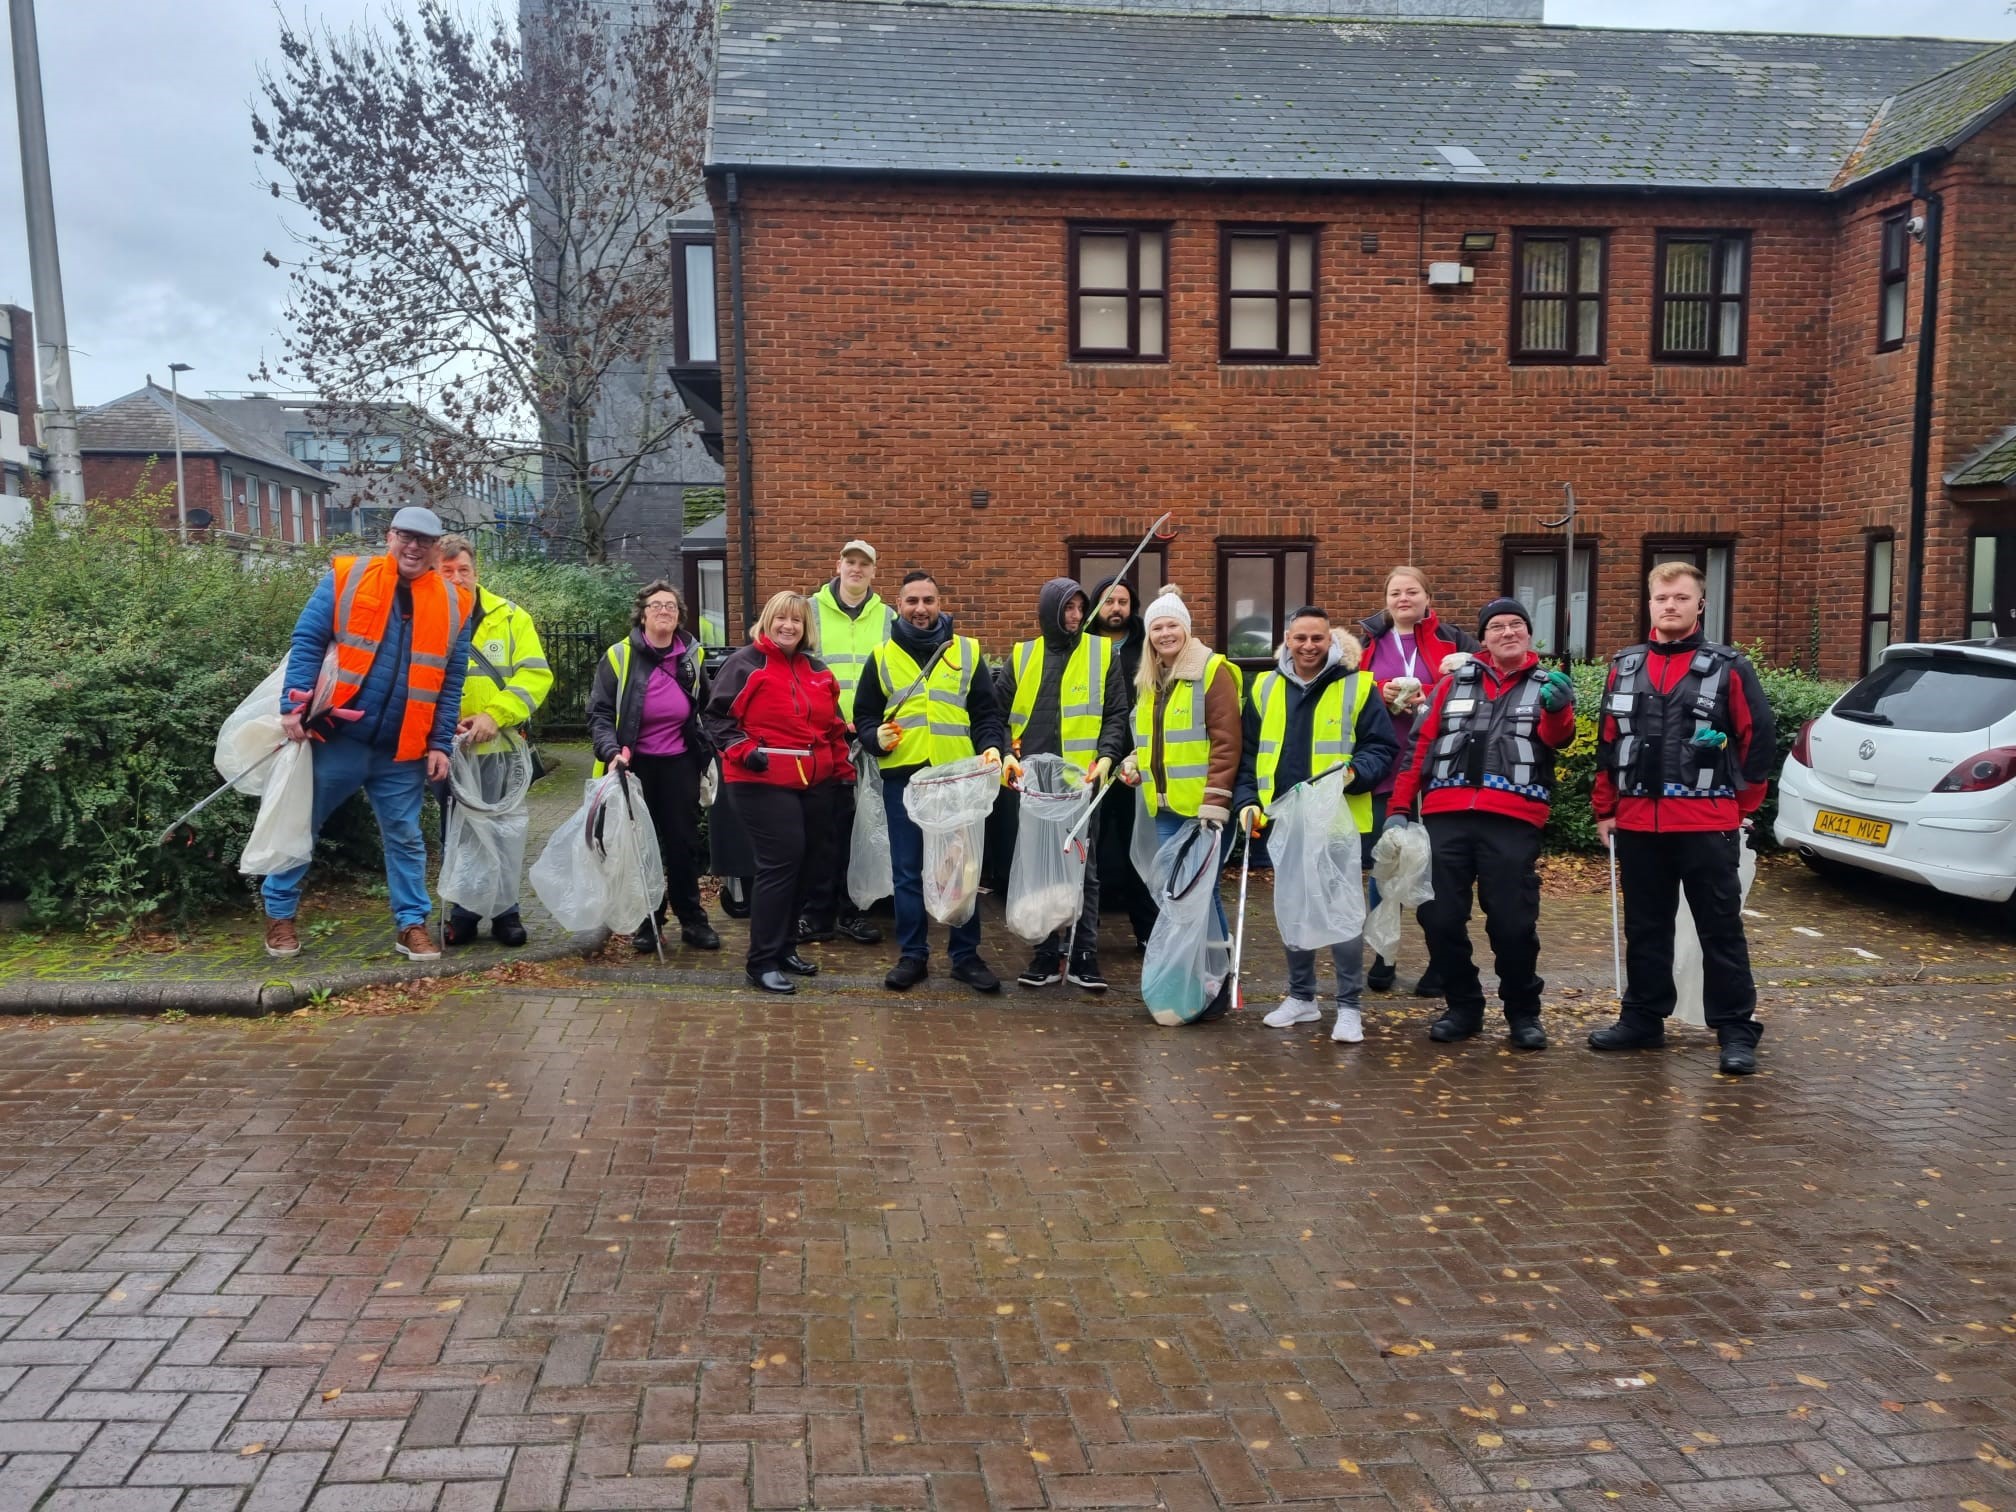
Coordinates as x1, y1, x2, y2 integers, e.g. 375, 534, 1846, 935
636, 660, 693, 756
1368, 629, 1424, 796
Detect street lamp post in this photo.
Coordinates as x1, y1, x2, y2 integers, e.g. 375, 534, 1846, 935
167, 362, 192, 542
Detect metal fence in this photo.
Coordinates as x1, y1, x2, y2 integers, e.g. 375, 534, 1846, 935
534, 618, 613, 737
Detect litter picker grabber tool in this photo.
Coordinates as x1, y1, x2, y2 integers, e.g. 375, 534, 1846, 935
1606, 830, 1623, 1001
615, 768, 667, 966
1059, 772, 1115, 854
1087, 511, 1174, 619
886, 638, 954, 721
1229, 816, 1255, 1013
157, 743, 287, 846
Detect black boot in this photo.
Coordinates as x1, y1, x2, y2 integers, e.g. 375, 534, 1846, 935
1588, 1019, 1667, 1051
885, 956, 928, 991
1717, 1043, 1757, 1075
443, 912, 481, 948
1507, 1017, 1548, 1052
490, 912, 528, 947
1366, 956, 1396, 992
681, 919, 722, 950
951, 957, 1002, 994
1428, 1013, 1482, 1043
747, 969, 796, 994
1411, 965, 1445, 998
837, 914, 883, 945
781, 951, 819, 977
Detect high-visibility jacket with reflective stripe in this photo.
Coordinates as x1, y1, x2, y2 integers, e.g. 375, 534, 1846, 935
1134, 653, 1237, 818
871, 635, 981, 769
812, 584, 892, 723
1007, 634, 1111, 768
457, 587, 551, 751
1253, 669, 1375, 832
328, 554, 472, 762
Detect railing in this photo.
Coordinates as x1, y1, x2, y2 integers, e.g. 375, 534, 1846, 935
535, 618, 612, 737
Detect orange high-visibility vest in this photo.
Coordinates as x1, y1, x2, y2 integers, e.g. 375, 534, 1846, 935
327, 554, 474, 762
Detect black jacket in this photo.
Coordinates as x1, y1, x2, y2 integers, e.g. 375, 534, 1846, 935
850, 611, 1008, 780
993, 577, 1130, 764
1233, 645, 1400, 815
586, 628, 712, 765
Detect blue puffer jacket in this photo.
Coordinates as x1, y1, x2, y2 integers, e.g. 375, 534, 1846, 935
281, 568, 472, 756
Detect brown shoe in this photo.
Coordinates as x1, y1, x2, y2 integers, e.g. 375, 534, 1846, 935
394, 923, 441, 961
264, 918, 301, 959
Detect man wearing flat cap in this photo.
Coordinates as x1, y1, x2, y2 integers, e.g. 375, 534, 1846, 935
258, 506, 475, 963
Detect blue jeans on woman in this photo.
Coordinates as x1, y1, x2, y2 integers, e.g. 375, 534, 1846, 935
1151, 808, 1229, 938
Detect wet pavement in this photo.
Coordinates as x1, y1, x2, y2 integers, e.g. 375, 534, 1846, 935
1, 859, 2013, 1511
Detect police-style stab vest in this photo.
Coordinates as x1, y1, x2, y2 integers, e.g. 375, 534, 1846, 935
1425, 659, 1556, 804
1252, 669, 1376, 833
1007, 634, 1112, 768
871, 635, 982, 769
1602, 642, 1741, 799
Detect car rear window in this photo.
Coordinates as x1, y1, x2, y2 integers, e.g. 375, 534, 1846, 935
1834, 655, 2016, 733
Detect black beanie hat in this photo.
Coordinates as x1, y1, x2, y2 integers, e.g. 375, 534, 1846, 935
1477, 597, 1532, 637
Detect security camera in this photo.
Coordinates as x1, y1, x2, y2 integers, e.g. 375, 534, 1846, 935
1905, 214, 1928, 242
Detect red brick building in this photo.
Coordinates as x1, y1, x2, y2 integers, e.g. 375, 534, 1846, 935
703, 1, 2016, 677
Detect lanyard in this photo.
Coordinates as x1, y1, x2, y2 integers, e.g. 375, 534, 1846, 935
1392, 632, 1419, 681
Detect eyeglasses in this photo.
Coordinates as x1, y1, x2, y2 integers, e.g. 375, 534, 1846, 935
389, 529, 438, 547
644, 600, 680, 614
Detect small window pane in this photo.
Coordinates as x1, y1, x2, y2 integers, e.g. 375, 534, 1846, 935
1972, 536, 1997, 615
1228, 296, 1278, 350
1576, 300, 1601, 357
1287, 233, 1314, 292
1866, 620, 1890, 664
1869, 538, 1893, 607
1523, 239, 1569, 294
1881, 283, 1906, 345
1284, 549, 1309, 612
1286, 300, 1314, 357
696, 558, 727, 647
1225, 556, 1275, 660
1664, 301, 1709, 354
1079, 295, 1129, 349
684, 243, 717, 362
1078, 234, 1129, 289
1512, 554, 1560, 652
1719, 238, 1746, 294
1717, 300, 1743, 357
1665, 241, 1711, 295
1577, 236, 1602, 292
1139, 297, 1164, 356
1138, 232, 1164, 291
1229, 237, 1279, 293
1705, 545, 1731, 641
1522, 298, 1567, 353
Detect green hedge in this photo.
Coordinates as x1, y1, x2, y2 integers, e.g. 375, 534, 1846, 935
477, 554, 638, 634
1542, 654, 1847, 853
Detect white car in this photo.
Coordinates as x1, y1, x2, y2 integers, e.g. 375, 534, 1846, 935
1775, 639, 2016, 906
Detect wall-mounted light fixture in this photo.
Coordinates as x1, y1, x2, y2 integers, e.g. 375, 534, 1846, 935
1460, 231, 1498, 253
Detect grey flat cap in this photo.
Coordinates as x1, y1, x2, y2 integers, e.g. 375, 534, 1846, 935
389, 505, 446, 538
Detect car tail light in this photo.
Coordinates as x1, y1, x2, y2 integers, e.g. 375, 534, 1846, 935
1789, 719, 1814, 768
1931, 746, 2016, 794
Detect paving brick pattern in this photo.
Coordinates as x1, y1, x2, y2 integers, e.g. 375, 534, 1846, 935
2, 887, 2014, 1511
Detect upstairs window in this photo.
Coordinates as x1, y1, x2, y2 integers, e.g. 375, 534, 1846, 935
1069, 225, 1167, 361
1878, 210, 1909, 352
675, 238, 718, 366
220, 466, 235, 531
0, 335, 15, 409
1655, 231, 1749, 363
1221, 227, 1317, 362
1512, 231, 1605, 363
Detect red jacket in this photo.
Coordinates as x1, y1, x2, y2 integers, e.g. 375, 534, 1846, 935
1388, 652, 1577, 828
1593, 632, 1773, 834
1356, 608, 1481, 691
700, 635, 855, 790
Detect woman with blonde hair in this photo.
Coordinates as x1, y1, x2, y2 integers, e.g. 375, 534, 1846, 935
702, 590, 855, 993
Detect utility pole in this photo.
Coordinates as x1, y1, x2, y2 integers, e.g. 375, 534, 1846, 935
9, 0, 86, 508
168, 363, 192, 542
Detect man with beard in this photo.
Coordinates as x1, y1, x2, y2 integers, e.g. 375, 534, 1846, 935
1087, 576, 1159, 949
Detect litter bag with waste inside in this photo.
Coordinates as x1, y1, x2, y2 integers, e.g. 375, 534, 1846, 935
529, 772, 665, 934
223, 649, 342, 876
1366, 820, 1434, 963
1004, 754, 1090, 942
1265, 773, 1365, 952
1672, 833, 1758, 1027
847, 746, 892, 910
902, 755, 999, 926
1140, 820, 1231, 1027
439, 733, 536, 921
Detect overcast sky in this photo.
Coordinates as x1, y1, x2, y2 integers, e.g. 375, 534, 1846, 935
4, 0, 2013, 409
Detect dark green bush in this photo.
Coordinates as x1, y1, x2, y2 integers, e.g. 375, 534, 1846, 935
478, 555, 638, 634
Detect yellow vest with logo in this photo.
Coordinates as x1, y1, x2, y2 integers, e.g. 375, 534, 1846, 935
1007, 634, 1111, 768
811, 584, 892, 723
1135, 653, 1238, 818
458, 587, 552, 753
871, 635, 981, 768
1253, 669, 1375, 832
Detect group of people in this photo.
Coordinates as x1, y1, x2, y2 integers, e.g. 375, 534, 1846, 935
257, 509, 1776, 1075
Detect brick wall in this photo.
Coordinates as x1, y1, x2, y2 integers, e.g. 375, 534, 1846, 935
712, 163, 2016, 676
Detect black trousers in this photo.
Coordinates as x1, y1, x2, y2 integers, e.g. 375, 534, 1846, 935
630, 751, 707, 931
1617, 828, 1761, 1047
801, 780, 872, 927
726, 783, 836, 972
1418, 811, 1545, 1026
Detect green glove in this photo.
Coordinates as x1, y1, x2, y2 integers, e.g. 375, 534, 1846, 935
1689, 726, 1729, 751
1537, 668, 1575, 713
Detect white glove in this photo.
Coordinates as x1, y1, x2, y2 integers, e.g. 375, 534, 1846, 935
1439, 651, 1475, 677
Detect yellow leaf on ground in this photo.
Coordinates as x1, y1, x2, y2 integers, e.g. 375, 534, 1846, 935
1338, 1458, 1361, 1473
665, 1454, 694, 1469
321, 1388, 341, 1402
1028, 1450, 1050, 1463
436, 1299, 462, 1312
240, 1444, 264, 1456
1795, 1373, 1830, 1390
1477, 1433, 1504, 1448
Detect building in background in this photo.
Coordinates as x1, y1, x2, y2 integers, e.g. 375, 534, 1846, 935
0, 306, 45, 535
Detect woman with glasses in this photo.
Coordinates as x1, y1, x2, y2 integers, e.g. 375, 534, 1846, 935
587, 580, 720, 953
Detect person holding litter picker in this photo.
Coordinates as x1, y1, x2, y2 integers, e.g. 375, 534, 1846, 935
995, 577, 1130, 992
1235, 607, 1398, 1044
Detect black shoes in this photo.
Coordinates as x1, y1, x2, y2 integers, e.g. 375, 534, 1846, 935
1587, 1020, 1667, 1051
1067, 958, 1108, 993
747, 969, 796, 994
443, 915, 480, 948
838, 915, 883, 945
1366, 956, 1397, 992
1018, 954, 1062, 988
885, 956, 929, 991
1412, 966, 1445, 998
1428, 1015, 1482, 1042
781, 952, 819, 977
951, 958, 1002, 994
795, 917, 834, 944
632, 921, 661, 954
682, 921, 721, 951
1195, 979, 1233, 1022
1718, 1042, 1758, 1075
718, 879, 751, 919
491, 914, 528, 947
1507, 1018, 1548, 1052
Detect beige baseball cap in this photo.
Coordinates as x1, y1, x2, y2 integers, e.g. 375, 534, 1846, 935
840, 539, 877, 562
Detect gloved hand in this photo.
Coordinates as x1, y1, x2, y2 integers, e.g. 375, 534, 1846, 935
1380, 812, 1412, 838
1239, 805, 1266, 836
1537, 668, 1575, 713
1200, 815, 1225, 833
284, 687, 365, 743
1001, 753, 1024, 785
1689, 727, 1729, 751
1439, 651, 1474, 677
1088, 756, 1113, 785
876, 721, 903, 753
739, 746, 770, 773
980, 747, 1003, 770
1119, 754, 1141, 787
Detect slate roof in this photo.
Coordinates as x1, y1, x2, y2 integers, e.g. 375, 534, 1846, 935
1837, 40, 2016, 187
79, 387, 329, 487
1946, 426, 2016, 489
709, 0, 2003, 192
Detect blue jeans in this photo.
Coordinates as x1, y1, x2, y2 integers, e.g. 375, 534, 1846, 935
262, 738, 433, 928
885, 773, 983, 966
1152, 809, 1229, 937
1287, 938, 1366, 1008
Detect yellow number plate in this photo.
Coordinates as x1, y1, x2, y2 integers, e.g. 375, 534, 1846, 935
1814, 809, 1891, 847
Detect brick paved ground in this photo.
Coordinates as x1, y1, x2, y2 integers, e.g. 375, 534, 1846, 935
1, 854, 2012, 1511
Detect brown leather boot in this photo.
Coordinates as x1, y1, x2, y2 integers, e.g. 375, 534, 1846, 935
394, 923, 441, 961
264, 918, 300, 958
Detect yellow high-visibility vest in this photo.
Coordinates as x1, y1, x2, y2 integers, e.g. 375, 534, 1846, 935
811, 583, 891, 723
1134, 653, 1238, 817
1253, 669, 1375, 832
871, 635, 980, 768
1007, 633, 1111, 768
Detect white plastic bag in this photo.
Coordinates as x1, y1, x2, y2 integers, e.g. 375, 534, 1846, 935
216, 648, 340, 795
1130, 785, 1161, 885
1673, 834, 1757, 1027
528, 772, 665, 933
238, 741, 316, 876
1005, 754, 1090, 942
1141, 819, 1229, 1026
902, 755, 999, 926
848, 747, 892, 910
1366, 821, 1434, 963
1265, 774, 1365, 951
440, 736, 535, 920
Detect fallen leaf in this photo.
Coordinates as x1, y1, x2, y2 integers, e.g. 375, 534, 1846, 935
1028, 1450, 1050, 1463
1477, 1433, 1504, 1448
436, 1299, 462, 1312
665, 1453, 694, 1469
321, 1388, 341, 1402
1338, 1457, 1361, 1473
240, 1443, 264, 1456
1795, 1373, 1830, 1390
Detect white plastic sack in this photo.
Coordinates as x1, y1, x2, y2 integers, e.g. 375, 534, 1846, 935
528, 772, 666, 934
1266, 775, 1365, 951
1366, 821, 1434, 963
1130, 785, 1161, 885
848, 747, 892, 910
440, 736, 535, 920
238, 741, 316, 876
1141, 819, 1229, 1026
902, 755, 999, 926
1673, 834, 1758, 1027
1005, 754, 1090, 942
215, 647, 340, 796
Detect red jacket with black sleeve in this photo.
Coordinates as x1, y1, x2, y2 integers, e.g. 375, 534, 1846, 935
700, 635, 856, 790
1388, 652, 1577, 828
1592, 631, 1775, 834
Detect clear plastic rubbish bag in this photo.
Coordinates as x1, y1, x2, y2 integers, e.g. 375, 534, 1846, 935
1130, 785, 1161, 885
1265, 775, 1365, 951
1366, 821, 1434, 963
238, 742, 315, 876
216, 647, 339, 795
1673, 832, 1757, 1028
440, 734, 535, 920
848, 746, 892, 910
902, 755, 999, 926
1140, 819, 1230, 1027
528, 772, 665, 934
1005, 754, 1090, 942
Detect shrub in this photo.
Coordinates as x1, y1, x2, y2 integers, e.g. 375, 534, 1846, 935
478, 554, 638, 634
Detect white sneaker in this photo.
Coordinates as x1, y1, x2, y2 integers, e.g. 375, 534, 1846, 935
1263, 997, 1322, 1028
1331, 1006, 1365, 1043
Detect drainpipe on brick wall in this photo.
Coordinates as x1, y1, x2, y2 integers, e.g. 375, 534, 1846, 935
726, 172, 758, 635
1903, 158, 1944, 643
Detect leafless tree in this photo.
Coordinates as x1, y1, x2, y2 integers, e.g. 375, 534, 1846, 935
255, 0, 714, 561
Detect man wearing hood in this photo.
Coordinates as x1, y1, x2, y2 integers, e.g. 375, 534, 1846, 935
852, 570, 1010, 994
1088, 576, 1159, 950
994, 577, 1131, 991
1234, 607, 1398, 1044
